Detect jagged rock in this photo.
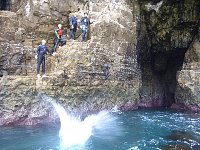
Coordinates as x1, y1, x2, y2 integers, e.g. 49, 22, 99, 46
0, 0, 142, 126
175, 37, 200, 112
15, 28, 25, 42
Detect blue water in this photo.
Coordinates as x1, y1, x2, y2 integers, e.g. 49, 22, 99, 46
0, 109, 200, 150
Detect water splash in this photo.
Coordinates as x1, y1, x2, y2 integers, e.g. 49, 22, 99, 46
41, 95, 122, 149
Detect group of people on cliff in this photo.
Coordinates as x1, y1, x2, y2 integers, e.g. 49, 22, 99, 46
36, 12, 90, 78
53, 12, 90, 54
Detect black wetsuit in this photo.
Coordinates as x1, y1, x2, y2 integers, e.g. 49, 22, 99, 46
37, 44, 49, 75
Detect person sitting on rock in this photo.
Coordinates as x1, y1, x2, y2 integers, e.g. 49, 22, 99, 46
36, 40, 49, 78
80, 13, 90, 42
69, 14, 78, 40
52, 24, 63, 54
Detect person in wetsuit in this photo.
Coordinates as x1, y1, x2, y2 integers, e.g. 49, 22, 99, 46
36, 40, 49, 78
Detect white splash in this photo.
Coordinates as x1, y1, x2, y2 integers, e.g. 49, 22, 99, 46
145, 1, 163, 12
52, 102, 89, 147
49, 100, 122, 149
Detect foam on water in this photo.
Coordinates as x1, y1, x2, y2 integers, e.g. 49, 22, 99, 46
1, 100, 200, 150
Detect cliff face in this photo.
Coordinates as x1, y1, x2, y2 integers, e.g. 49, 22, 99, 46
0, 0, 141, 126
0, 0, 199, 126
175, 36, 200, 112
0, 0, 84, 76
137, 0, 200, 109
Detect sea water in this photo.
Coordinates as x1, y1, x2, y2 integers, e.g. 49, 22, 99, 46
0, 108, 200, 150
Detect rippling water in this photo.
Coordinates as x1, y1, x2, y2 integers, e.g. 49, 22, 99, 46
0, 109, 200, 150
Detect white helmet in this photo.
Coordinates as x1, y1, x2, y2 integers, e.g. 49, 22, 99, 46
58, 24, 62, 28
42, 39, 46, 45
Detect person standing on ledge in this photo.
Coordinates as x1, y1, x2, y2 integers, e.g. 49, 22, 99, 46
80, 13, 90, 42
69, 14, 78, 40
52, 23, 63, 54
35, 40, 49, 79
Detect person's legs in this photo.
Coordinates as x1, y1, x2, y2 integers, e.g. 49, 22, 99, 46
81, 31, 84, 42
73, 25, 77, 40
82, 31, 88, 42
60, 37, 65, 46
37, 62, 40, 75
70, 29, 74, 40
37, 55, 42, 75
72, 30, 75, 40
85, 31, 88, 41
41, 56, 45, 75
1, 0, 6, 10
53, 37, 60, 52
58, 38, 61, 47
82, 30, 86, 42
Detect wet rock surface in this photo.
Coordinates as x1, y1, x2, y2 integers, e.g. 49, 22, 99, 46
0, 76, 57, 125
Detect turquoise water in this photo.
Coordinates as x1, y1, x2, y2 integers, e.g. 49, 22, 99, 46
0, 109, 200, 150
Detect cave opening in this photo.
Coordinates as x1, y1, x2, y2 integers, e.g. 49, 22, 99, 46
138, 38, 189, 107
0, 0, 11, 11
152, 49, 187, 107
137, 21, 198, 107
137, 0, 199, 107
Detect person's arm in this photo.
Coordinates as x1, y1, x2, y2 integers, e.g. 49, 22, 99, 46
80, 18, 83, 29
70, 17, 74, 29
36, 45, 40, 55
55, 29, 59, 38
46, 46, 50, 55
69, 17, 72, 26
43, 45, 50, 55
35, 45, 40, 59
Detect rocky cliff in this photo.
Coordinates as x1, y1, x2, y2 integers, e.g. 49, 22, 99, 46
0, 0, 141, 126
175, 36, 200, 112
0, 0, 200, 126
137, 0, 200, 109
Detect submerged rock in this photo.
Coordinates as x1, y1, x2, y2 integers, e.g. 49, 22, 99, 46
162, 144, 191, 150
162, 130, 200, 150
